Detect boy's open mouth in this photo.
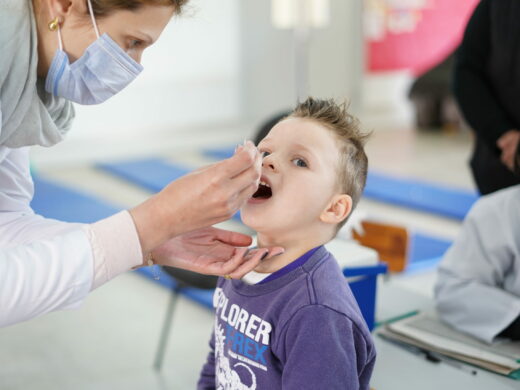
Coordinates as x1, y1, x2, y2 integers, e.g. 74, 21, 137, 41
252, 180, 272, 199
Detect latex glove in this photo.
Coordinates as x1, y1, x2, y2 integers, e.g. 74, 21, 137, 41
152, 227, 284, 279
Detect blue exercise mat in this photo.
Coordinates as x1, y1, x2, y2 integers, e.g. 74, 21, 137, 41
407, 233, 451, 272
31, 175, 214, 308
31, 176, 122, 223
410, 233, 451, 263
203, 147, 234, 160
364, 172, 479, 221
202, 146, 479, 221
97, 158, 191, 193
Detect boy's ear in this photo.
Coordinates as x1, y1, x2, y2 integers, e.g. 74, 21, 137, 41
320, 194, 352, 225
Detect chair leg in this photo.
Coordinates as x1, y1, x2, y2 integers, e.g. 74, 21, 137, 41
153, 288, 180, 372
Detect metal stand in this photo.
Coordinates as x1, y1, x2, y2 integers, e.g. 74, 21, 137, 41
294, 0, 310, 101
153, 285, 181, 372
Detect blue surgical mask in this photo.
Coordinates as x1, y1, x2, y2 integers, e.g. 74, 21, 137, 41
45, 0, 143, 105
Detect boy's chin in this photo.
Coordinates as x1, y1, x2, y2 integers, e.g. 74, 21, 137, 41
240, 213, 262, 231
240, 211, 274, 233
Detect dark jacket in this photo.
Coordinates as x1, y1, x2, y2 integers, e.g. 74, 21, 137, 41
453, 0, 520, 194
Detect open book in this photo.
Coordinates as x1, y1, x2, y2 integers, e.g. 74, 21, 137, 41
378, 312, 520, 378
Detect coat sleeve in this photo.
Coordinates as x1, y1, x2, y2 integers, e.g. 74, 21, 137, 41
435, 187, 520, 343
0, 229, 95, 327
279, 305, 376, 390
453, 0, 516, 149
0, 147, 142, 327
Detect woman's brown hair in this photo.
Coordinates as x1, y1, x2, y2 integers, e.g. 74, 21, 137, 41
90, 0, 189, 17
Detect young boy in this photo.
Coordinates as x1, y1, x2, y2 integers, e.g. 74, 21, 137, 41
197, 98, 375, 389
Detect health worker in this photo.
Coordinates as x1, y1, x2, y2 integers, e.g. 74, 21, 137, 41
0, 0, 282, 328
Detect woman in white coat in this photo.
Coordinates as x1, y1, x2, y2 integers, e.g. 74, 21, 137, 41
0, 0, 282, 327
435, 185, 520, 342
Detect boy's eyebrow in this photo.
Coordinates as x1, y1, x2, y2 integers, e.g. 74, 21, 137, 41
292, 143, 316, 158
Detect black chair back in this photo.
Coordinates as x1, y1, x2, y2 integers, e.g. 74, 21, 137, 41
161, 267, 218, 290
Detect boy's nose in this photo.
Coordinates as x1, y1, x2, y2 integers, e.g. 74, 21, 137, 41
262, 159, 276, 171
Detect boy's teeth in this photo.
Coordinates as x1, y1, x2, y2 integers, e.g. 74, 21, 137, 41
260, 181, 270, 188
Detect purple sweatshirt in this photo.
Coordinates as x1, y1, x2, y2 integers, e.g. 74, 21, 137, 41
197, 246, 376, 390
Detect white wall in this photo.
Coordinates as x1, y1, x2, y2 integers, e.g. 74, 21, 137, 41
237, 0, 364, 131
360, 71, 415, 132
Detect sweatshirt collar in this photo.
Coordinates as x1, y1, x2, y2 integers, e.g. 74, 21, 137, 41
229, 246, 330, 296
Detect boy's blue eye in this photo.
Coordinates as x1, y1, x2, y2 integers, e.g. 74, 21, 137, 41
292, 158, 307, 168
261, 151, 270, 158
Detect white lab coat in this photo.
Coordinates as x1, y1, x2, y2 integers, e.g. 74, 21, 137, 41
0, 146, 94, 327
434, 185, 520, 343
0, 0, 143, 328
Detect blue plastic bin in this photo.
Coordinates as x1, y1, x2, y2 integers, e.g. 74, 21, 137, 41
343, 263, 388, 331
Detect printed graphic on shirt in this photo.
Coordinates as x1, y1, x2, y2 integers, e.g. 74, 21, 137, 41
213, 287, 273, 389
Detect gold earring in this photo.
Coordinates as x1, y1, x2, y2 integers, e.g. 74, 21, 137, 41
48, 17, 60, 32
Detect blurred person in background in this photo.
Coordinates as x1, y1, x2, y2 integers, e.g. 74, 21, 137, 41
435, 185, 520, 342
453, 0, 520, 195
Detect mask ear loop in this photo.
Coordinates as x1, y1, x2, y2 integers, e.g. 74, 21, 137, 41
56, 20, 64, 51
86, 0, 101, 39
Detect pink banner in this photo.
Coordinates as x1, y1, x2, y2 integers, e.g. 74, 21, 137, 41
366, 0, 479, 76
